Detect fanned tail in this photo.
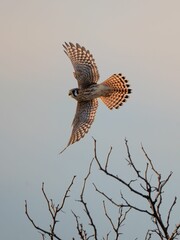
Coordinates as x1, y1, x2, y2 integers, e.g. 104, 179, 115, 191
100, 73, 131, 109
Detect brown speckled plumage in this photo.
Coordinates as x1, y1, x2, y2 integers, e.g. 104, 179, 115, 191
60, 42, 131, 154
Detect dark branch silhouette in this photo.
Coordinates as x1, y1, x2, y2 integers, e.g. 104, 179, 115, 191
25, 176, 76, 240
72, 159, 98, 240
93, 138, 180, 239
25, 139, 180, 239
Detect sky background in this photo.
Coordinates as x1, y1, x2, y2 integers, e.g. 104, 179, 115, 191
0, 0, 180, 239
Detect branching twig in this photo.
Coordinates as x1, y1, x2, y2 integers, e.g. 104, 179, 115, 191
74, 159, 98, 240
103, 200, 131, 240
92, 138, 180, 240
25, 200, 62, 240
169, 223, 180, 240
25, 176, 76, 240
93, 138, 149, 200
81, 160, 97, 237
25, 139, 179, 240
72, 211, 88, 240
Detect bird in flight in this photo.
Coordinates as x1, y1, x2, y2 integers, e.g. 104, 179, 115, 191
60, 42, 131, 153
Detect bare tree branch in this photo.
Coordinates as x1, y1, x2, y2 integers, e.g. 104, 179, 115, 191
93, 183, 120, 208
166, 197, 177, 232
145, 230, 152, 240
80, 159, 98, 240
25, 139, 179, 240
103, 200, 131, 240
105, 146, 113, 171
25, 200, 62, 240
72, 211, 88, 240
93, 138, 149, 199
169, 223, 180, 240
92, 138, 180, 240
25, 176, 76, 240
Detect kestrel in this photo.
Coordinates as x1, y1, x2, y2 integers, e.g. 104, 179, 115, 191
60, 42, 131, 153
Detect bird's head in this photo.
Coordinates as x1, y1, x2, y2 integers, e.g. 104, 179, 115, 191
69, 88, 79, 99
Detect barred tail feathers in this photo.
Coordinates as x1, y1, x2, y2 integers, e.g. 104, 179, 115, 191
100, 73, 131, 110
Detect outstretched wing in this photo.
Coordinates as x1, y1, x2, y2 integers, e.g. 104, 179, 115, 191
63, 42, 99, 89
60, 99, 98, 154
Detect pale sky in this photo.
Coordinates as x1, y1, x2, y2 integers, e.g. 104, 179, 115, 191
0, 1, 180, 239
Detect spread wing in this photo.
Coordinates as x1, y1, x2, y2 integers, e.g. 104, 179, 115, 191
60, 99, 98, 154
63, 42, 100, 89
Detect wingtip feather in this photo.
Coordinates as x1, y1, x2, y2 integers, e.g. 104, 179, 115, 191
59, 143, 71, 154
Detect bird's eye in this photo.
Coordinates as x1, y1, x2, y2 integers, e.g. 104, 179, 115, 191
73, 89, 79, 97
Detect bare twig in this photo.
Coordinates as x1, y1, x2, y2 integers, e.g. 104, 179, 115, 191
80, 159, 98, 240
25, 176, 76, 240
92, 138, 180, 240
103, 201, 131, 240
93, 183, 120, 207
25, 200, 62, 240
73, 159, 98, 240
169, 223, 180, 240
93, 138, 149, 199
72, 211, 88, 240
145, 230, 152, 240
25, 139, 179, 240
105, 146, 113, 171
166, 197, 177, 231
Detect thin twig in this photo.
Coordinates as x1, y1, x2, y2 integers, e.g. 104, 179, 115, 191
25, 200, 62, 240
79, 159, 98, 240
105, 146, 113, 171
166, 197, 177, 231
25, 176, 76, 240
